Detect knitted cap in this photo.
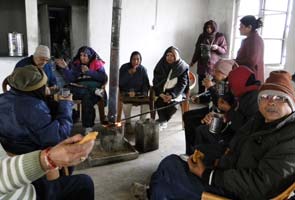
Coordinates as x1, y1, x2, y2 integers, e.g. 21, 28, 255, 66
259, 70, 295, 111
215, 59, 237, 76
7, 65, 48, 91
33, 45, 50, 59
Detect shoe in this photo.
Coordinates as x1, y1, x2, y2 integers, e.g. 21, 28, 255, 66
179, 154, 189, 162
159, 121, 168, 131
84, 127, 93, 134
130, 182, 149, 200
95, 88, 104, 97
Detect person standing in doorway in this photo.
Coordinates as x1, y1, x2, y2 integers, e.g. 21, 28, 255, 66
190, 20, 228, 94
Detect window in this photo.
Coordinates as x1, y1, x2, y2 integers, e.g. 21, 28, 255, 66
232, 0, 293, 65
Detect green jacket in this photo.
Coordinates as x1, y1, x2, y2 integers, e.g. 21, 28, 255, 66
212, 112, 295, 199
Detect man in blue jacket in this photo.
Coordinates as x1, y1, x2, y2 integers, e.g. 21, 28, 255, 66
0, 65, 73, 154
15, 45, 57, 88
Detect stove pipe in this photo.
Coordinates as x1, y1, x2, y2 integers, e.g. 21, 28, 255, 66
108, 0, 122, 123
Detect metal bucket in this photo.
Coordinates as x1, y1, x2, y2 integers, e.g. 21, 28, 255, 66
8, 32, 24, 56
135, 119, 159, 152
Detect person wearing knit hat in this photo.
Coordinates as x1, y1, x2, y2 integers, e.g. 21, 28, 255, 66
183, 65, 259, 159
258, 70, 295, 122
7, 65, 48, 92
0, 64, 73, 155
214, 59, 238, 78
0, 63, 79, 198
183, 59, 236, 155
146, 72, 295, 200
15, 45, 57, 87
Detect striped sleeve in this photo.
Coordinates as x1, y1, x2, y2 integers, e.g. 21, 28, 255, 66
0, 146, 45, 199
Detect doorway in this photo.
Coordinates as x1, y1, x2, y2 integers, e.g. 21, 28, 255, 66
48, 6, 71, 60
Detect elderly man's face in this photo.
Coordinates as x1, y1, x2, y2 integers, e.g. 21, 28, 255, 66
259, 94, 292, 123
34, 56, 49, 68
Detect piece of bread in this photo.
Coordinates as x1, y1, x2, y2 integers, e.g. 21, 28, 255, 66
78, 132, 99, 144
192, 150, 205, 163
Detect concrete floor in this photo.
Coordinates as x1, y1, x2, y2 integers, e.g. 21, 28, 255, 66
73, 104, 200, 200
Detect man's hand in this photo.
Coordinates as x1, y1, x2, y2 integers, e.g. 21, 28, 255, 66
187, 155, 206, 177
55, 59, 67, 68
47, 134, 95, 167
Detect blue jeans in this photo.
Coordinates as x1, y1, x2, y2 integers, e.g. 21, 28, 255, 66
33, 174, 94, 200
149, 155, 228, 200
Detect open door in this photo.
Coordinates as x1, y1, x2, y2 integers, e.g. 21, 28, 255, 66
38, 4, 51, 48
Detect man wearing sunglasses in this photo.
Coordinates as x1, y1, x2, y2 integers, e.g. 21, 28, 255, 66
141, 70, 295, 200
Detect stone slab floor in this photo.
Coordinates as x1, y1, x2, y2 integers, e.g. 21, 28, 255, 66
74, 103, 201, 200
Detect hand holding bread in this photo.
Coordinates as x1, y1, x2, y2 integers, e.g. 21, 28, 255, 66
78, 131, 99, 144
192, 150, 205, 163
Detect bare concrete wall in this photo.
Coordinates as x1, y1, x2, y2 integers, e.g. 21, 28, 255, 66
88, 0, 112, 73
208, 0, 235, 58
71, 5, 88, 55
119, 0, 208, 91
285, 1, 295, 74
1, 0, 295, 93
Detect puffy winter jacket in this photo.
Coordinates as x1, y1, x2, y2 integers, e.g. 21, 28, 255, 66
0, 90, 73, 154
212, 113, 295, 199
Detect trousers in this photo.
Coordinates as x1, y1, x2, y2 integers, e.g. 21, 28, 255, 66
33, 174, 94, 200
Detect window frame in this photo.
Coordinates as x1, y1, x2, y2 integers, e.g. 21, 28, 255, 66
232, 0, 293, 66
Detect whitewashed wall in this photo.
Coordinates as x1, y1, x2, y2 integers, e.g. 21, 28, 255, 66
208, 0, 235, 58
119, 0, 208, 87
0, 0, 38, 92
0, 0, 295, 93
285, 0, 295, 74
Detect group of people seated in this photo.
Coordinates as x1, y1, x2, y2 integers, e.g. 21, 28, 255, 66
129, 16, 295, 200
131, 69, 295, 200
0, 13, 295, 200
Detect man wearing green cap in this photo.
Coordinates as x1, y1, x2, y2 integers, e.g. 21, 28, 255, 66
0, 65, 73, 154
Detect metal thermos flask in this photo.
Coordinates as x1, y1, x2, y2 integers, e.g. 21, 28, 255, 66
8, 32, 24, 56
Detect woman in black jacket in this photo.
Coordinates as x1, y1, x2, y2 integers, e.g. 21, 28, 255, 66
153, 46, 189, 129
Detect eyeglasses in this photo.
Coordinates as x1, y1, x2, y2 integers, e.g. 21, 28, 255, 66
259, 94, 287, 103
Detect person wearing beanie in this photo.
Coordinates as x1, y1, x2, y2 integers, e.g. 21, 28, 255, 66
235, 15, 264, 82
15, 45, 57, 88
181, 66, 259, 163
138, 70, 295, 200
0, 65, 73, 153
183, 59, 235, 155
0, 65, 82, 199
190, 20, 228, 94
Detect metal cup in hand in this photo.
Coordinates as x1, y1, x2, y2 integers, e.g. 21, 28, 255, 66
209, 112, 224, 134
60, 88, 71, 97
